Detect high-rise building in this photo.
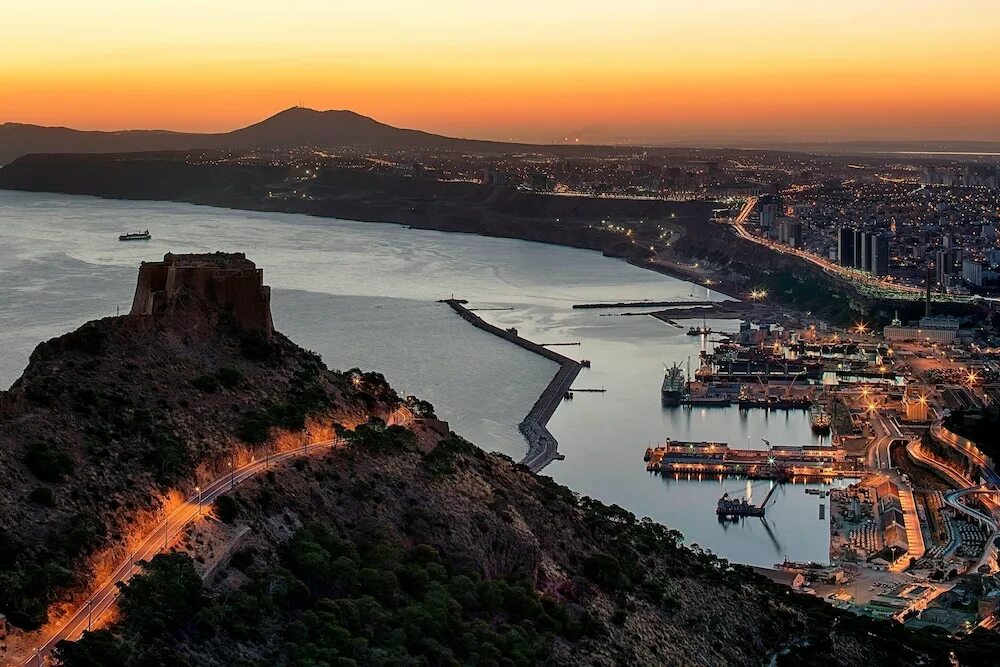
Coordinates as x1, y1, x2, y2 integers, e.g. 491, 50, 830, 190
838, 227, 856, 267
758, 195, 781, 233
962, 259, 984, 287
777, 218, 803, 247
871, 234, 889, 277
858, 231, 872, 272
935, 249, 951, 286
853, 229, 867, 269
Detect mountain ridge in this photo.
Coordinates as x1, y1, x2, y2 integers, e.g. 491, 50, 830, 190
0, 106, 523, 165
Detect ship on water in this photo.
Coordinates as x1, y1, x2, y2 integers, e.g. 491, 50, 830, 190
661, 363, 687, 406
119, 230, 151, 241
810, 404, 832, 433
717, 484, 779, 519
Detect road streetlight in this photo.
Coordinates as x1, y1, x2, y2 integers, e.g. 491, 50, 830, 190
196, 486, 202, 516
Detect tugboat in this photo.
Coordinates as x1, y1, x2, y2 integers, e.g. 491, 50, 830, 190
119, 230, 151, 241
661, 363, 686, 407
810, 404, 832, 433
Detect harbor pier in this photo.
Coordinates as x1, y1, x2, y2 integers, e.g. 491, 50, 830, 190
444, 299, 582, 472
645, 440, 856, 481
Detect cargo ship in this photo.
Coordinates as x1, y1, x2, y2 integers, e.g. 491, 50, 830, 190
119, 230, 151, 241
661, 363, 687, 406
810, 405, 832, 433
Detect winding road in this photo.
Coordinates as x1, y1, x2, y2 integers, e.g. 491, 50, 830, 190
17, 407, 413, 666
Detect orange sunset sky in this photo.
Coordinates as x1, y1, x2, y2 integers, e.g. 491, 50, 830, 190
3, 0, 999, 144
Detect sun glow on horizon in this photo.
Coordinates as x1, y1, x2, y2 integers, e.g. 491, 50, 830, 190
3, 0, 1000, 143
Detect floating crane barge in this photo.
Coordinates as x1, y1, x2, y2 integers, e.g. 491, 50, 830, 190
717, 485, 779, 518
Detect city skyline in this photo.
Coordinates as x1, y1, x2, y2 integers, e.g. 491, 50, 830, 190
4, 0, 1000, 144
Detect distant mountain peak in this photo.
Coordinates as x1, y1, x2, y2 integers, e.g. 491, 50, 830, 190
0, 107, 515, 165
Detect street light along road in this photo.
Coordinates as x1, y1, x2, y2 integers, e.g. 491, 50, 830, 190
19, 406, 413, 665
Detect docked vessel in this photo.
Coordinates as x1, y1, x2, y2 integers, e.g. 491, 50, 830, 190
682, 395, 732, 407
119, 230, 151, 241
810, 405, 832, 433
661, 363, 686, 406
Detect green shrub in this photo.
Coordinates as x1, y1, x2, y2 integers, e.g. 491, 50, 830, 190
215, 366, 243, 389
214, 495, 239, 524
29, 486, 55, 506
23, 442, 75, 482
239, 332, 274, 362
191, 374, 219, 393
238, 411, 271, 444
420, 435, 477, 476
345, 418, 416, 455
66, 324, 105, 354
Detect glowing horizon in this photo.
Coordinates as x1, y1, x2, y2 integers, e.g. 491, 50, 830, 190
4, 0, 1000, 143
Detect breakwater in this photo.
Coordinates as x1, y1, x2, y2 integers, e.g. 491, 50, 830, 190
573, 299, 719, 310
443, 299, 582, 472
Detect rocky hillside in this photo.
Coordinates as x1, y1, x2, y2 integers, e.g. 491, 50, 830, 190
1, 254, 995, 665
51, 426, 998, 666
0, 254, 403, 633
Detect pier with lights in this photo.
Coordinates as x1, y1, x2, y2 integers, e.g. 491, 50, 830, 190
644, 438, 857, 481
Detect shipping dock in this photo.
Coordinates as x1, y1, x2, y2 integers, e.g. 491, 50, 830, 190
644, 439, 854, 481
695, 342, 824, 383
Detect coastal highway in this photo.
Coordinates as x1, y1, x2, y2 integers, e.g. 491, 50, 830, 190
728, 199, 934, 301
930, 421, 1000, 488
18, 407, 413, 666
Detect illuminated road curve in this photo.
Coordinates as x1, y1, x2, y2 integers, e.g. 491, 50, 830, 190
930, 421, 1000, 488
727, 199, 953, 301
19, 407, 413, 666
906, 441, 998, 573
942, 487, 1000, 574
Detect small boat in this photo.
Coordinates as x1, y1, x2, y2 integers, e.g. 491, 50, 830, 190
119, 230, 151, 241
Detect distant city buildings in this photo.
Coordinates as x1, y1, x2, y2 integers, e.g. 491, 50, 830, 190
883, 315, 961, 343
837, 227, 889, 277
778, 217, 802, 247
758, 194, 782, 236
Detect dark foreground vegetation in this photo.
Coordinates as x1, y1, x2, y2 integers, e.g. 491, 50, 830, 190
48, 422, 1000, 666
944, 407, 1000, 464
56, 523, 590, 666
